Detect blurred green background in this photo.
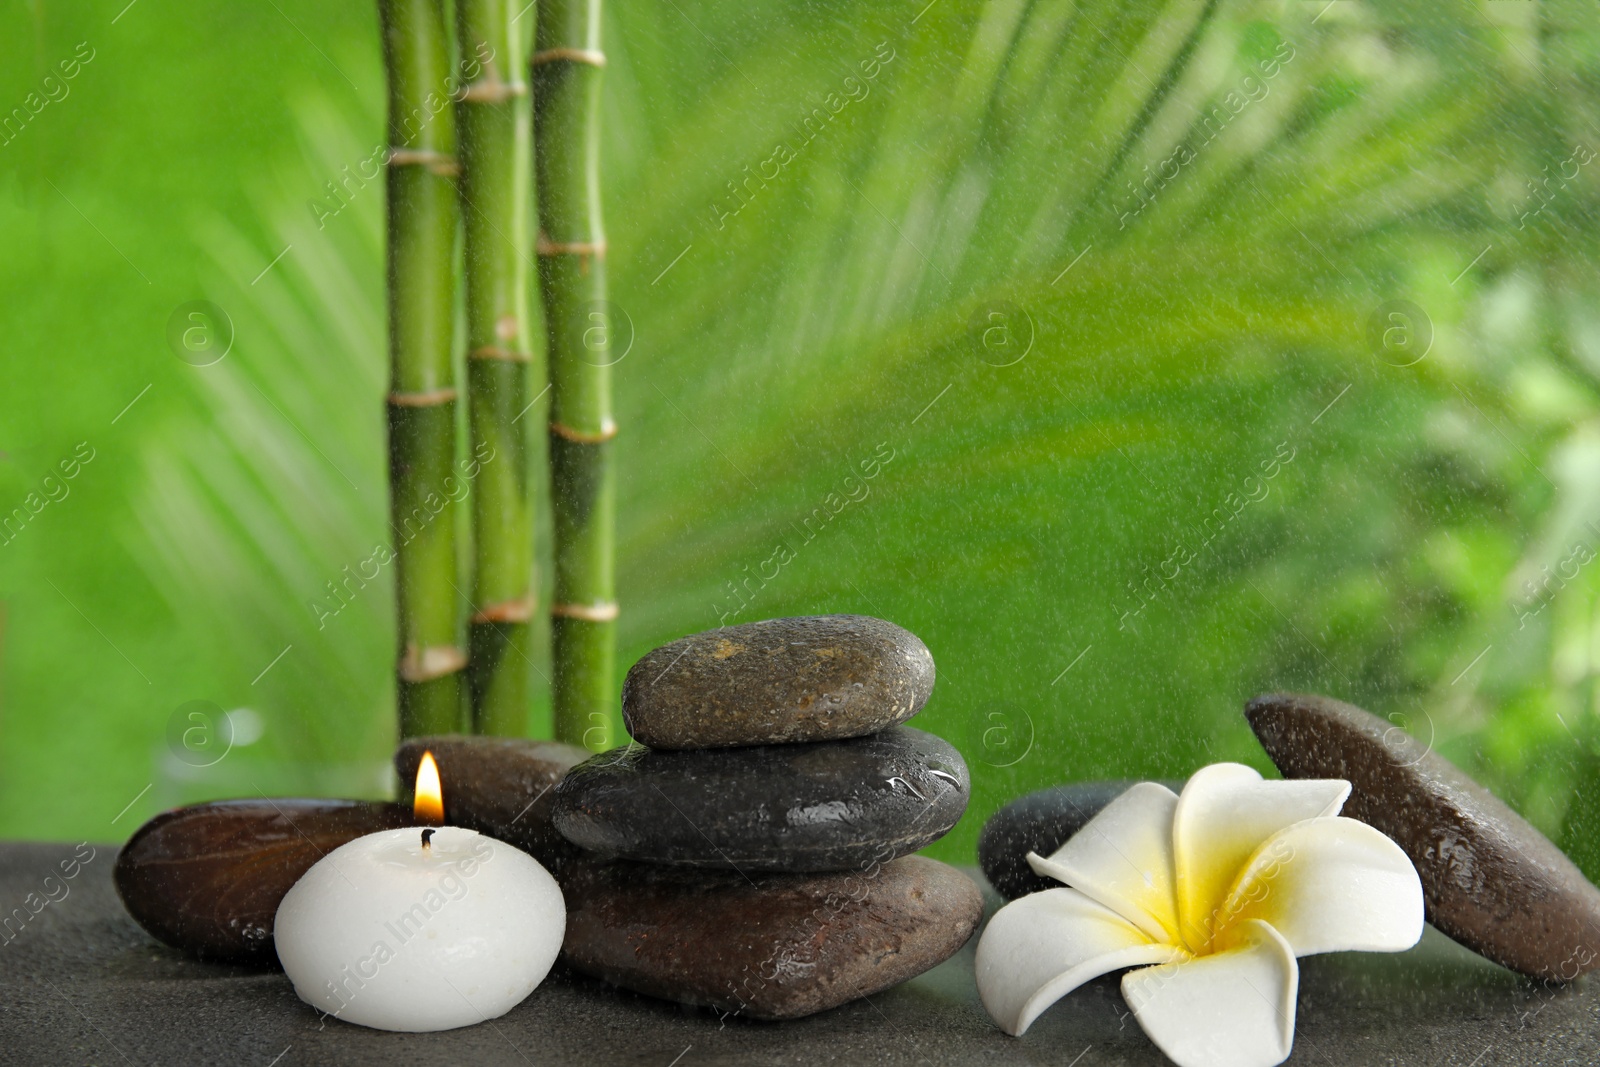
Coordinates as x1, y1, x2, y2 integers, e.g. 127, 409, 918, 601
4, 0, 1600, 876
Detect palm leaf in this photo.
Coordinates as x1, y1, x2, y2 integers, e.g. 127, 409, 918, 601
129, 1, 1589, 862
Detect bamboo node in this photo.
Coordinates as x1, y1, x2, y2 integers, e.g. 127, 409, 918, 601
472, 595, 536, 624
399, 644, 468, 682
468, 345, 533, 363
552, 600, 619, 622
536, 234, 607, 258
387, 148, 461, 177
459, 79, 528, 103
388, 387, 458, 407
550, 416, 618, 443
531, 47, 606, 68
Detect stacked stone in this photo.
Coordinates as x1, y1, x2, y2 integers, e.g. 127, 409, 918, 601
551, 614, 983, 1020
111, 615, 981, 1017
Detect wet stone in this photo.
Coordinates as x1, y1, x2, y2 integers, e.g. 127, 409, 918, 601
552, 726, 968, 871
622, 615, 935, 749
557, 854, 983, 1020
979, 779, 1183, 900
395, 735, 589, 871
1248, 692, 1600, 981
114, 799, 410, 966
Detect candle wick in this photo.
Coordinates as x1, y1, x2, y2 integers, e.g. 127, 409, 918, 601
421, 828, 436, 851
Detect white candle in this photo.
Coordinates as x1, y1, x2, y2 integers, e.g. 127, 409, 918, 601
274, 825, 564, 1032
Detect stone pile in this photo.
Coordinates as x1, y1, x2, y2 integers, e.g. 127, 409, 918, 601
552, 614, 983, 1019
112, 615, 981, 1020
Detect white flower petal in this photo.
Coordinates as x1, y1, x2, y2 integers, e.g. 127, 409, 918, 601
1123, 918, 1298, 1067
976, 887, 1183, 1036
1027, 781, 1180, 942
1215, 815, 1425, 957
1172, 763, 1350, 948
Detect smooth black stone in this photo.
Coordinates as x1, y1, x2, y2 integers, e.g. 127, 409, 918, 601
552, 727, 969, 871
622, 614, 935, 749
978, 780, 1183, 899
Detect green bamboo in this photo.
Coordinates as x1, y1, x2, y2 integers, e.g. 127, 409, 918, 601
381, 0, 465, 738
533, 0, 615, 750
458, 0, 542, 736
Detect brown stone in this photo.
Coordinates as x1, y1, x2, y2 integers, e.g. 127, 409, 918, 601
621, 615, 935, 749
1247, 692, 1600, 981
113, 799, 409, 965
395, 735, 589, 871
557, 854, 983, 1020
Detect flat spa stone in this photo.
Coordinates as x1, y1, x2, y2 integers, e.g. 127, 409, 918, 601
979, 779, 1184, 900
552, 726, 968, 871
621, 614, 935, 749
1247, 692, 1600, 981
395, 735, 589, 870
557, 854, 983, 1020
114, 799, 409, 965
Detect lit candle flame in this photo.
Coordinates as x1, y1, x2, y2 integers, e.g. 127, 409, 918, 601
414, 750, 444, 826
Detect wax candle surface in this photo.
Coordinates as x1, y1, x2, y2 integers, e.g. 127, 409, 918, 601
274, 826, 564, 1031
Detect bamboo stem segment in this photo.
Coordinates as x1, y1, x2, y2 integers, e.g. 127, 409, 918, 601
534, 0, 615, 750
381, 0, 465, 738
458, 0, 542, 736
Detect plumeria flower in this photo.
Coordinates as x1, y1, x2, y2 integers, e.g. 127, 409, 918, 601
976, 763, 1424, 1067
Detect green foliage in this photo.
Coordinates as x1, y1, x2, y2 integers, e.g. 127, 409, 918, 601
3, 1, 1598, 873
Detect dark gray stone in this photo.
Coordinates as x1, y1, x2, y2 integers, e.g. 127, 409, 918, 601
557, 854, 983, 1020
622, 614, 935, 749
979, 780, 1182, 900
552, 726, 968, 871
8, 841, 1598, 1065
1248, 691, 1600, 981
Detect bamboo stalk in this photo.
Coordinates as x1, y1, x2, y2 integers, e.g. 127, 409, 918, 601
381, 0, 465, 738
458, 0, 541, 736
533, 0, 615, 749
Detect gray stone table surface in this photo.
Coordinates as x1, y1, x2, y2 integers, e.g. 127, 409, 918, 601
2, 841, 1596, 1066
